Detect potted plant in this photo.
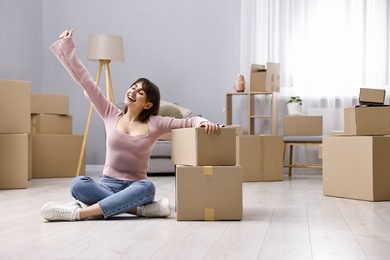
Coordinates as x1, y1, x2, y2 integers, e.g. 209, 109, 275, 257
287, 96, 303, 115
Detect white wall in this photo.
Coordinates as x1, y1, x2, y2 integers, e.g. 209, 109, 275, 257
0, 0, 241, 164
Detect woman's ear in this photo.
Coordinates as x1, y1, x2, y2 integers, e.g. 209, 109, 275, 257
144, 102, 153, 110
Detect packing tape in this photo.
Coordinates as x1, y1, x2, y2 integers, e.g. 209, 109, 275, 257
31, 116, 36, 135
203, 166, 213, 176
204, 208, 215, 221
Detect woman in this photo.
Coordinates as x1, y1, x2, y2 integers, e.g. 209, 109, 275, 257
41, 29, 220, 221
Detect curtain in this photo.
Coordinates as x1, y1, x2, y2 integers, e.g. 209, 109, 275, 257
241, 0, 389, 94
239, 0, 390, 132
238, 0, 390, 171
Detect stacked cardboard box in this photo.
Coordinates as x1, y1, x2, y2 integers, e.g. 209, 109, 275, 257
236, 135, 283, 182
31, 93, 85, 178
172, 127, 242, 221
250, 62, 280, 92
222, 125, 284, 181
223, 124, 284, 182
323, 88, 390, 201
0, 80, 31, 189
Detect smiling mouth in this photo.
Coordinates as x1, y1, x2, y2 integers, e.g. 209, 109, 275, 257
127, 94, 135, 102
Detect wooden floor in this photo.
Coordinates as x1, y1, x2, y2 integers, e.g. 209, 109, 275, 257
1, 168, 390, 260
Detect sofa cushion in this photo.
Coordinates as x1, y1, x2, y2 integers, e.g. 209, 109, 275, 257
159, 100, 184, 118
151, 140, 171, 157
147, 158, 175, 173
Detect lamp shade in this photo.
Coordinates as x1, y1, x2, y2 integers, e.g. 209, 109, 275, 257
86, 34, 124, 62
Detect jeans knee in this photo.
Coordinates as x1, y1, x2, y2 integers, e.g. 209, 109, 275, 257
70, 176, 92, 195
139, 179, 156, 196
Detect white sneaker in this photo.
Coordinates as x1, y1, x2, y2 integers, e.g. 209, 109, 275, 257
66, 200, 88, 209
41, 201, 80, 221
141, 198, 171, 218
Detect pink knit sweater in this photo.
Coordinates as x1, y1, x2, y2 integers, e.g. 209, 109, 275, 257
50, 38, 206, 181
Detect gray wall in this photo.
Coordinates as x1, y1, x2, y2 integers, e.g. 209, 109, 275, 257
0, 0, 43, 92
1, 0, 241, 164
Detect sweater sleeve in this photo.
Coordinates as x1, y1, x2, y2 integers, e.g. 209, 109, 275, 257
50, 38, 119, 119
150, 115, 209, 137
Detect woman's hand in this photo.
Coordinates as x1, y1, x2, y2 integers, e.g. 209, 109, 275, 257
197, 121, 222, 134
59, 29, 73, 39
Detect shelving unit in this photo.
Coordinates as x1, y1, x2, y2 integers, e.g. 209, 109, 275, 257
225, 91, 278, 135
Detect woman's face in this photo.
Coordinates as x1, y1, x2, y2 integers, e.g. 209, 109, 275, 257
124, 82, 153, 111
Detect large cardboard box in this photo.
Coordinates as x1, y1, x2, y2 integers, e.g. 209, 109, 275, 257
0, 134, 29, 189
323, 136, 390, 201
284, 116, 323, 136
32, 134, 85, 178
0, 79, 31, 134
31, 93, 69, 115
250, 62, 280, 92
344, 106, 390, 135
31, 114, 72, 134
171, 128, 236, 166
176, 165, 243, 221
359, 88, 385, 105
236, 135, 283, 181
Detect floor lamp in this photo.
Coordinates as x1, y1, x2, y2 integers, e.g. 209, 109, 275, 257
76, 34, 124, 176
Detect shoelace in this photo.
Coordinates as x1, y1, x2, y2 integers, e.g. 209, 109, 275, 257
53, 207, 78, 220
142, 202, 161, 217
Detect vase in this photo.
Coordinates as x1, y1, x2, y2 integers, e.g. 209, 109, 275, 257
234, 74, 245, 92
287, 103, 302, 115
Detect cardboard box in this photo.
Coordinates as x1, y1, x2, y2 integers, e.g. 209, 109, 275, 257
344, 106, 390, 135
236, 135, 283, 181
359, 88, 385, 105
32, 134, 85, 178
176, 165, 242, 221
323, 136, 390, 201
0, 134, 29, 189
171, 128, 236, 166
250, 62, 280, 92
31, 93, 69, 115
225, 125, 243, 135
0, 79, 31, 134
284, 116, 323, 136
31, 114, 72, 134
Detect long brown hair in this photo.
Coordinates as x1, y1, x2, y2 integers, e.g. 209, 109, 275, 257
123, 78, 160, 122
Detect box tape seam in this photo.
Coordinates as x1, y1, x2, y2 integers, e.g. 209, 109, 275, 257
203, 166, 213, 176
205, 208, 215, 221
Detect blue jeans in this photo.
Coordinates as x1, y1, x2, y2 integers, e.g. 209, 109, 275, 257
70, 175, 155, 218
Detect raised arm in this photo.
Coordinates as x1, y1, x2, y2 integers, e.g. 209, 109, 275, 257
50, 29, 118, 119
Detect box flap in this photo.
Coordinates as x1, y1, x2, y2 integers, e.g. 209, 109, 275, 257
250, 64, 266, 72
